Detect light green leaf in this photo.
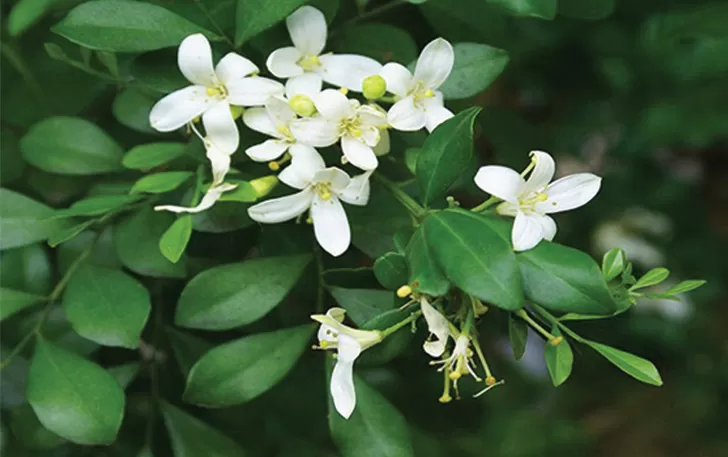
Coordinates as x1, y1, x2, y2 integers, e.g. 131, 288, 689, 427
131, 171, 194, 194
489, 0, 557, 19
508, 314, 528, 360
20, 116, 124, 175
63, 264, 151, 348
405, 224, 450, 297
160, 215, 192, 263
161, 402, 249, 457
112, 89, 157, 134
586, 341, 663, 386
665, 279, 706, 295
601, 247, 626, 281
329, 287, 396, 325
0, 288, 43, 321
217, 181, 259, 203
7, 0, 55, 36
184, 325, 314, 407
558, 0, 614, 20
235, 0, 307, 46
123, 142, 187, 170
333, 23, 417, 64
175, 254, 311, 330
631, 267, 670, 290
52, 195, 139, 219
0, 189, 71, 251
439, 43, 509, 100
544, 328, 573, 387
373, 252, 408, 291
53, 0, 221, 52
27, 338, 125, 445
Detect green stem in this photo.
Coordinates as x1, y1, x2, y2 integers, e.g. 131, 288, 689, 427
381, 310, 422, 339
470, 336, 493, 379
374, 173, 427, 220
515, 308, 557, 342
471, 196, 500, 213
530, 304, 586, 343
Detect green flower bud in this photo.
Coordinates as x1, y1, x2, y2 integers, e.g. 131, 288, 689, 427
289, 95, 316, 117
362, 75, 387, 100
249, 175, 279, 198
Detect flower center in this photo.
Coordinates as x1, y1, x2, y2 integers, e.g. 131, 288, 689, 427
340, 116, 363, 138
313, 182, 333, 201
519, 192, 549, 211
205, 85, 228, 99
298, 54, 322, 71
276, 124, 294, 142
411, 81, 435, 102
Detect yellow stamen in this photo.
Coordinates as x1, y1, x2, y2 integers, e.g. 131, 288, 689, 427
268, 161, 280, 171
298, 54, 322, 71
424, 89, 435, 98
396, 285, 412, 298
338, 87, 349, 95
485, 376, 497, 386
550, 336, 563, 346
438, 394, 452, 403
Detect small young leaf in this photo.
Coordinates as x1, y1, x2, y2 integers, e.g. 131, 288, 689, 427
130, 171, 194, 194
159, 215, 192, 263
122, 142, 187, 170
439, 43, 509, 100
52, 195, 139, 219
631, 267, 670, 291
373, 252, 408, 290
544, 328, 573, 387
586, 341, 663, 386
601, 248, 626, 281
508, 314, 528, 360
47, 220, 95, 248
664, 279, 706, 295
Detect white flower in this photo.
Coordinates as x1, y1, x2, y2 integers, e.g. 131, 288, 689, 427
149, 33, 284, 154
434, 334, 481, 382
475, 150, 602, 252
380, 38, 454, 132
420, 298, 451, 357
247, 147, 371, 256
290, 89, 388, 171
266, 6, 382, 92
311, 307, 382, 419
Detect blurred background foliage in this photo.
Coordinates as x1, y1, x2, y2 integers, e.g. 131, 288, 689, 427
1, 0, 727, 456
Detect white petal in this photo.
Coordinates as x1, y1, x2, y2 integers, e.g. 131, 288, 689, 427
202, 101, 239, 154
512, 211, 546, 252
387, 96, 427, 131
149, 86, 212, 132
279, 164, 309, 190
311, 195, 350, 256
341, 136, 378, 171
319, 54, 384, 91
266, 47, 304, 79
155, 183, 237, 214
247, 188, 314, 223
420, 298, 450, 357
474, 166, 525, 204
338, 171, 371, 206
522, 150, 555, 195
537, 173, 602, 214
423, 94, 453, 132
206, 143, 231, 185
288, 143, 325, 183
379, 63, 413, 97
330, 334, 361, 419
243, 107, 280, 138
265, 96, 297, 128
538, 215, 557, 241
226, 77, 284, 106
373, 128, 390, 156
359, 125, 381, 147
496, 201, 518, 217
313, 167, 351, 191
245, 139, 289, 162
287, 5, 327, 56
315, 89, 353, 120
357, 104, 388, 128
177, 34, 218, 87
285, 72, 322, 99
215, 53, 258, 85
290, 117, 340, 147
414, 38, 454, 90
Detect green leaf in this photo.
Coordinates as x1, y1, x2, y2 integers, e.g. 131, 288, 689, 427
518, 241, 617, 315
114, 208, 187, 278
439, 43, 509, 100
175, 254, 311, 330
166, 327, 214, 376
508, 314, 528, 360
359, 308, 413, 365
63, 265, 151, 348
631, 267, 670, 291
558, 0, 614, 20
107, 362, 140, 389
488, 0, 557, 19
416, 107, 480, 206
601, 247, 626, 281
52, 195, 139, 219
586, 341, 663, 386
7, 0, 55, 37
0, 129, 26, 184
160, 216, 192, 263
544, 328, 573, 387
373, 252, 408, 290
333, 23, 417, 64
0, 288, 43, 321
161, 402, 249, 457
112, 89, 157, 134
27, 338, 125, 445
423, 210, 523, 310
235, 0, 307, 46
131, 171, 194, 194
665, 279, 707, 296
53, 0, 221, 52
217, 181, 259, 203
131, 51, 189, 94
20, 116, 124, 175
9, 403, 66, 450
405, 224, 450, 297
48, 222, 98, 248
329, 287, 396, 325
184, 325, 313, 407
123, 142, 187, 170
0, 189, 71, 251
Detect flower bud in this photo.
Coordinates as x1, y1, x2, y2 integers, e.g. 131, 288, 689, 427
362, 75, 387, 100
249, 175, 278, 198
396, 285, 412, 298
289, 95, 316, 117
229, 105, 245, 120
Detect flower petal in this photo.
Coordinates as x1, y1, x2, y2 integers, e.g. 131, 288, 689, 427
414, 37, 454, 90
290, 117, 340, 147
202, 101, 239, 154
380, 62, 413, 97
247, 188, 314, 223
512, 211, 546, 252
315, 89, 353, 120
215, 53, 258, 85
387, 96, 427, 132
537, 173, 602, 214
357, 104, 388, 128
341, 136, 378, 171
338, 171, 371, 206
245, 139, 289, 162
287, 5, 327, 56
285, 72, 322, 99
319, 54, 383, 91
265, 96, 297, 128
155, 183, 237, 214
266, 47, 304, 79
206, 143, 231, 185
242, 107, 280, 138
474, 166, 525, 204
288, 143, 325, 183
226, 77, 284, 106
359, 125, 381, 147
538, 214, 557, 241
420, 298, 450, 357
311, 194, 350, 256
279, 164, 308, 190
522, 150, 555, 195
149, 86, 212, 132
373, 128, 390, 156
423, 94, 453, 132
313, 167, 351, 191
496, 201, 518, 217
330, 334, 361, 419
177, 34, 218, 87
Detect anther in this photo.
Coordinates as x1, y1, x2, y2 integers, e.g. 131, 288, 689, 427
486, 376, 497, 386
396, 285, 412, 298
550, 336, 563, 346
438, 394, 452, 403
268, 161, 280, 171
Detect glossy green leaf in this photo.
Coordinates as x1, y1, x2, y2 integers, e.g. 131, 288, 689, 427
333, 23, 417, 64
559, 0, 614, 20
0, 189, 71, 250
489, 0, 557, 19
52, 195, 139, 219
27, 338, 125, 445
373, 252, 408, 290
417, 107, 480, 206
508, 314, 528, 360
665, 279, 707, 295
112, 89, 156, 134
586, 341, 663, 386
9, 403, 66, 450
63, 264, 151, 348
184, 325, 313, 406
123, 142, 187, 170
424, 210, 523, 310
53, 0, 221, 52
176, 254, 311, 330
235, 0, 307, 45
439, 43, 509, 100
601, 247, 626, 281
0, 288, 43, 321
631, 267, 670, 290
131, 171, 194, 194
405, 224, 450, 296
7, 0, 54, 36
20, 116, 123, 175
329, 287, 396, 325
161, 402, 249, 457
544, 328, 573, 387
160, 215, 192, 263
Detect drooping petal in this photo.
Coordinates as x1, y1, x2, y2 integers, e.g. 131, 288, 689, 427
266, 47, 304, 79
387, 96, 427, 131
537, 173, 602, 214
215, 53, 258, 85
288, 143, 325, 184
511, 211, 546, 252
522, 150, 555, 196
319, 54, 384, 91
290, 117, 340, 147
422, 94, 453, 132
373, 128, 390, 156
379, 62, 413, 97
247, 188, 314, 223
538, 214, 557, 241
330, 334, 361, 419
285, 72, 323, 99
312, 167, 351, 192
155, 183, 237, 214
242, 107, 281, 138
337, 171, 371, 206
474, 166, 525, 204
177, 34, 218, 87
206, 142, 231, 185
414, 37, 454, 90
245, 139, 289, 162
420, 298, 450, 357
286, 5, 327, 56
341, 136, 378, 171
265, 96, 297, 128
226, 77, 284, 106
202, 101, 239, 154
149, 86, 213, 132
311, 194, 350, 256
315, 89, 354, 120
